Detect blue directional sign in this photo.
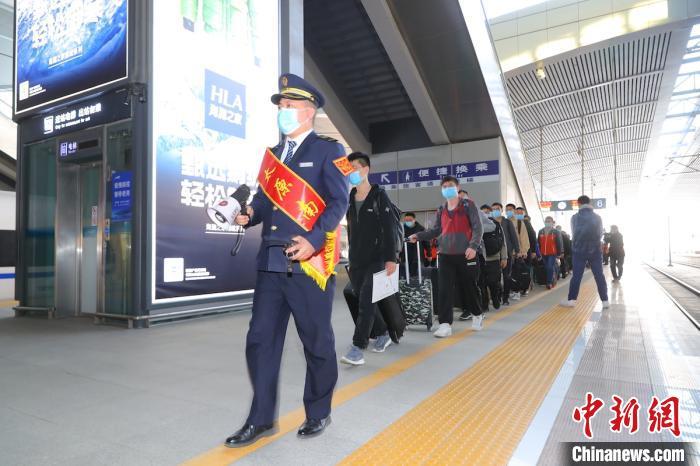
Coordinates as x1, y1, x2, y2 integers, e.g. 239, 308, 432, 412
368, 171, 398, 190
369, 160, 499, 191
452, 160, 499, 182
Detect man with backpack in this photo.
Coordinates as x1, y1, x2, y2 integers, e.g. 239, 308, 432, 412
480, 204, 507, 310
557, 225, 572, 278
341, 152, 401, 366
491, 202, 519, 306
537, 216, 564, 289
408, 176, 484, 336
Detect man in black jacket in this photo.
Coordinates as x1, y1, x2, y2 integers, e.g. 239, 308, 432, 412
607, 225, 625, 282
523, 214, 538, 258
491, 202, 519, 306
401, 212, 428, 277
341, 152, 398, 366
522, 212, 538, 297
557, 225, 573, 278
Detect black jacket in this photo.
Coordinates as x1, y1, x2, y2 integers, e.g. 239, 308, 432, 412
402, 222, 428, 267
607, 232, 625, 257
496, 217, 519, 256
347, 185, 397, 268
524, 220, 537, 254
561, 231, 572, 256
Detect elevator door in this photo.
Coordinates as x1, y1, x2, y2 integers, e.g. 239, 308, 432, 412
79, 163, 103, 314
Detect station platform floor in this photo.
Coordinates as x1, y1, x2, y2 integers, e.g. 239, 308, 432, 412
0, 261, 698, 465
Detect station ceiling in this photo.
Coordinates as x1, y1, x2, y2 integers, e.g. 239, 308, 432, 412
506, 19, 700, 206
306, 0, 700, 210
304, 0, 501, 152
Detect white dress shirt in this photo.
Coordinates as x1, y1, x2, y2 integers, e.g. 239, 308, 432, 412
281, 128, 313, 163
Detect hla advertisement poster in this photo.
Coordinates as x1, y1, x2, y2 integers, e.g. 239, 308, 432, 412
15, 0, 128, 114
152, 0, 279, 302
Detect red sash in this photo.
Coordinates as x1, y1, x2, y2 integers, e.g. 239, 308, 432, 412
256, 148, 341, 290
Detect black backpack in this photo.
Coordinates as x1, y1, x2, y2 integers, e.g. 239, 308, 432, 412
482, 219, 504, 256
373, 187, 404, 260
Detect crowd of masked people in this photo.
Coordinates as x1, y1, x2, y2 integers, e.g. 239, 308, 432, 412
339, 152, 620, 367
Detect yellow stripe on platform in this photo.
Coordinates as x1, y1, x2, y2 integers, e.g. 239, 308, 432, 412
183, 288, 551, 465
0, 300, 18, 308
339, 281, 597, 466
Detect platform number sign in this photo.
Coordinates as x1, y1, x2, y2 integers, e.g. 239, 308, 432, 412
549, 198, 606, 211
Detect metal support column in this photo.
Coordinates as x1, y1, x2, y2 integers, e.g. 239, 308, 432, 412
539, 126, 544, 201
580, 115, 585, 195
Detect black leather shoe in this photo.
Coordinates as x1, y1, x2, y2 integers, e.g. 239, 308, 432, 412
225, 423, 276, 448
297, 416, 331, 438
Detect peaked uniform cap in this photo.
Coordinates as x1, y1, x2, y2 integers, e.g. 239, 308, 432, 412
271, 73, 325, 108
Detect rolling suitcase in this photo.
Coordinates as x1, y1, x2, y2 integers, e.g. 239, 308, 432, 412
534, 259, 547, 286
399, 242, 434, 331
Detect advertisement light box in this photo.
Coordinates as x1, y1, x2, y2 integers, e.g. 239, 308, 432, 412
14, 0, 128, 115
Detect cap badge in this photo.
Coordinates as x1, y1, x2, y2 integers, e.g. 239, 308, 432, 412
281, 76, 288, 87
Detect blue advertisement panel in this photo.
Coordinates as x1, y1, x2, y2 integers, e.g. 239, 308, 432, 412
14, 0, 128, 115
152, 0, 279, 303
111, 172, 132, 222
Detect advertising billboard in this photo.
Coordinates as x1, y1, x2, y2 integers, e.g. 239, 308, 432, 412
14, 0, 128, 115
152, 0, 279, 303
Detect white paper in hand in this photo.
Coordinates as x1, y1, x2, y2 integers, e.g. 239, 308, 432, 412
371, 268, 399, 303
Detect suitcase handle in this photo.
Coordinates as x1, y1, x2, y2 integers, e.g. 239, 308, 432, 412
403, 240, 423, 283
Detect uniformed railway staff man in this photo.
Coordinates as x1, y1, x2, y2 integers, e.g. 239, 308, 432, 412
225, 74, 351, 447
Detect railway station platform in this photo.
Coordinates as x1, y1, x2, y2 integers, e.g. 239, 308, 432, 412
1, 261, 697, 466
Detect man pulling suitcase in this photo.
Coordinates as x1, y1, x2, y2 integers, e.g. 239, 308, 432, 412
408, 176, 484, 337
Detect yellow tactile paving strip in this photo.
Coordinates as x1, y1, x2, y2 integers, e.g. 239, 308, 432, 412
0, 300, 18, 308
340, 281, 597, 466
183, 286, 552, 465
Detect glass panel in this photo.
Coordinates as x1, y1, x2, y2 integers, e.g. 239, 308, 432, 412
104, 123, 132, 315
22, 141, 57, 307
79, 165, 101, 314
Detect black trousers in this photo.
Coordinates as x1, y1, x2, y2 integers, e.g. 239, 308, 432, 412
502, 256, 513, 302
480, 260, 502, 308
349, 262, 388, 349
437, 254, 482, 324
610, 255, 624, 279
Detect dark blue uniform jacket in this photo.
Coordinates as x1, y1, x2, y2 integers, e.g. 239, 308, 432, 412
248, 132, 350, 273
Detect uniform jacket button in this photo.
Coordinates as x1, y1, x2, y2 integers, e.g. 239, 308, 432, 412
273, 206, 278, 211
271, 225, 277, 231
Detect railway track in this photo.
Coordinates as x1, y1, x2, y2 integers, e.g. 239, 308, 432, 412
644, 262, 700, 331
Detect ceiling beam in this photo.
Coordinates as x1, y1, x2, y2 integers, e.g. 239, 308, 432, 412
521, 122, 652, 150
511, 70, 664, 111
360, 0, 449, 145
305, 51, 372, 155
516, 100, 657, 133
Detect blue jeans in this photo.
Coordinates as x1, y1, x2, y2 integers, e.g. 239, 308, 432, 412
567, 249, 608, 302
543, 255, 557, 285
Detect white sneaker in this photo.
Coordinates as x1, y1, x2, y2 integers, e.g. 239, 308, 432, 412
471, 315, 484, 331
601, 300, 610, 309
560, 299, 576, 307
433, 323, 452, 338
510, 293, 521, 301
